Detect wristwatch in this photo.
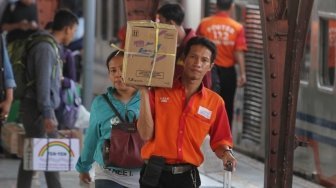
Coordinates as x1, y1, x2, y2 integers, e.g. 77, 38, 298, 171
223, 148, 234, 156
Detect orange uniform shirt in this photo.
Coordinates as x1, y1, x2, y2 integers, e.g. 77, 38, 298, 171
197, 12, 247, 67
141, 80, 233, 166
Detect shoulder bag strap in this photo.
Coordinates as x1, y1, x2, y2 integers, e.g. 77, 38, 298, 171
102, 93, 126, 122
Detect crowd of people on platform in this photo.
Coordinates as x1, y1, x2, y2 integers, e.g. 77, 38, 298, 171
0, 0, 246, 187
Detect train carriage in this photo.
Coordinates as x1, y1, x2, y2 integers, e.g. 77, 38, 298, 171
228, 0, 336, 186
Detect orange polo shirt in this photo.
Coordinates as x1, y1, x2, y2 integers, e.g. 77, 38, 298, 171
197, 12, 247, 67
141, 80, 233, 166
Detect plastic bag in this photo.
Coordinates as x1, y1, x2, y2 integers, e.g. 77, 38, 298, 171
74, 105, 90, 129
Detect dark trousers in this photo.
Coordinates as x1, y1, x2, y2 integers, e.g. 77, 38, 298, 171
95, 179, 127, 188
17, 98, 61, 188
139, 164, 201, 188
212, 65, 237, 127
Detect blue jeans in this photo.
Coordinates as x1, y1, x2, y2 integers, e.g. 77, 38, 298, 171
95, 179, 127, 188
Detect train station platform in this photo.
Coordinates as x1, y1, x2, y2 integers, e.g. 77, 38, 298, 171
0, 149, 323, 188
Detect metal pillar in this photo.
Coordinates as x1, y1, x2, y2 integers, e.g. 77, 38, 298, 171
82, 0, 95, 109
182, 0, 202, 30
259, 0, 314, 187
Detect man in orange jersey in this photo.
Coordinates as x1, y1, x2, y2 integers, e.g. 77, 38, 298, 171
197, 0, 247, 127
137, 36, 236, 188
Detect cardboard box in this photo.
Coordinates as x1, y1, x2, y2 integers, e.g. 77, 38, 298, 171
1, 123, 24, 154
123, 20, 177, 88
58, 129, 83, 150
17, 129, 83, 158
23, 138, 79, 171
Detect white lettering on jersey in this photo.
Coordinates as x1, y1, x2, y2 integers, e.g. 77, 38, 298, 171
159, 97, 169, 103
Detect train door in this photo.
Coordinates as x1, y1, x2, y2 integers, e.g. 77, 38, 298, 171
294, 0, 336, 186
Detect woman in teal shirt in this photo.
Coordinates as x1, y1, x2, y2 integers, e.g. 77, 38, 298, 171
76, 50, 141, 188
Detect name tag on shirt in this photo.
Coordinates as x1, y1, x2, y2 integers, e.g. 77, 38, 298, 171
197, 106, 212, 119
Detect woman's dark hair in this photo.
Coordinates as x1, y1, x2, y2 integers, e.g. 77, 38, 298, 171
184, 36, 217, 64
157, 3, 184, 26
106, 50, 124, 69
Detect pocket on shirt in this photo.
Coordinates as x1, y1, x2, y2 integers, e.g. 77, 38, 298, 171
185, 114, 212, 141
193, 113, 212, 125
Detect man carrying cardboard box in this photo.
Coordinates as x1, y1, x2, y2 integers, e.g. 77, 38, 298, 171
137, 36, 236, 187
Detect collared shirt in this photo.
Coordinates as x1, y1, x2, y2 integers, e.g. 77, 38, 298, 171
197, 12, 247, 68
141, 80, 233, 166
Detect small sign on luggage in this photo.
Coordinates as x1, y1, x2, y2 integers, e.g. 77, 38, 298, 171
23, 138, 79, 171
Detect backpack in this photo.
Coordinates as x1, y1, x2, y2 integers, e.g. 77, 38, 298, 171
55, 80, 81, 130
7, 31, 59, 99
